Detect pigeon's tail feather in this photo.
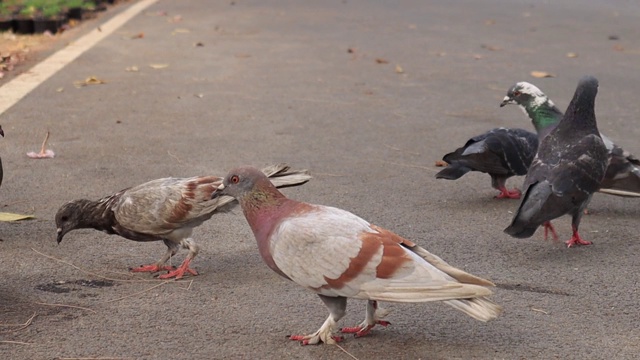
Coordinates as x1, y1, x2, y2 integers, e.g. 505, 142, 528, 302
599, 165, 640, 197
444, 297, 502, 322
504, 221, 538, 238
435, 165, 471, 180
261, 163, 312, 189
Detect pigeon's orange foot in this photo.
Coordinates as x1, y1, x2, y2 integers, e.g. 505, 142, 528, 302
566, 227, 592, 247
157, 259, 198, 279
495, 187, 521, 199
289, 334, 343, 345
130, 264, 175, 273
341, 320, 391, 337
543, 221, 559, 241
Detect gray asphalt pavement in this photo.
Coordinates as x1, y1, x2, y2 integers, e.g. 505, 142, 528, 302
1, 0, 639, 359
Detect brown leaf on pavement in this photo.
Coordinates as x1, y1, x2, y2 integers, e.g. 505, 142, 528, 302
74, 76, 107, 87
375, 58, 389, 64
530, 71, 555, 78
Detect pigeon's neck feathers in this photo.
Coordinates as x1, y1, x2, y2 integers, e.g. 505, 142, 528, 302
76, 197, 118, 232
554, 77, 599, 136
520, 91, 563, 138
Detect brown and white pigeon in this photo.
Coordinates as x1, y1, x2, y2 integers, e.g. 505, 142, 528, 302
504, 76, 609, 247
213, 166, 501, 345
55, 164, 311, 279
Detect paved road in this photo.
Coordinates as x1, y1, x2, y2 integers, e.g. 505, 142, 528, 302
1, 0, 639, 359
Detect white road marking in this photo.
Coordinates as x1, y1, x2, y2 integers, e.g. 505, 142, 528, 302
0, 0, 158, 115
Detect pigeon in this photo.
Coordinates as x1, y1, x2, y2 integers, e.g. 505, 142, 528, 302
504, 76, 609, 247
213, 166, 502, 345
436, 127, 538, 199
55, 164, 312, 279
501, 81, 640, 198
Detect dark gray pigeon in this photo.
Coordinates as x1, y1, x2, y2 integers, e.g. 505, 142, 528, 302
55, 164, 311, 279
501, 81, 640, 198
504, 76, 609, 247
436, 128, 538, 199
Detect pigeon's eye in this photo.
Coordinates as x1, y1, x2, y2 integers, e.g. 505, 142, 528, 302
513, 90, 521, 97
61, 216, 69, 222
230, 175, 240, 184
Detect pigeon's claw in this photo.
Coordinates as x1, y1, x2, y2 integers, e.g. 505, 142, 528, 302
130, 264, 175, 273
495, 187, 522, 199
341, 320, 390, 337
289, 333, 343, 345
566, 227, 592, 247
157, 258, 198, 279
543, 222, 559, 241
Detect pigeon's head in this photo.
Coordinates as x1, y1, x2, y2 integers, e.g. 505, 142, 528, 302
55, 200, 87, 243
500, 82, 548, 108
212, 166, 274, 201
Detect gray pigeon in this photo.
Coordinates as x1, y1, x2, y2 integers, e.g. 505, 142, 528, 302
501, 81, 640, 198
504, 76, 609, 247
55, 164, 311, 279
436, 127, 538, 199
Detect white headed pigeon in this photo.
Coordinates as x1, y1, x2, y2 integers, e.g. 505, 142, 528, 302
501, 81, 640, 198
436, 127, 538, 199
504, 76, 609, 247
55, 164, 312, 279
213, 166, 501, 345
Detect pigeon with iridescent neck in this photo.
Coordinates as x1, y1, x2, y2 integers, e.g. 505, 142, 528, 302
213, 166, 501, 345
55, 164, 311, 279
501, 81, 640, 198
504, 76, 608, 247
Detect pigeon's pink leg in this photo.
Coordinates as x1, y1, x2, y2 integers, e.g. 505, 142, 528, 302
158, 258, 198, 279
495, 187, 521, 199
289, 334, 343, 345
340, 300, 391, 337
130, 264, 175, 273
543, 221, 559, 241
565, 225, 592, 247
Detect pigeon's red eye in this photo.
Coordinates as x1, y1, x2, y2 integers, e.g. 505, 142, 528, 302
513, 90, 521, 96
230, 175, 240, 184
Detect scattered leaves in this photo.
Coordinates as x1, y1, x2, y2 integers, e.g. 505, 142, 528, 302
125, 66, 139, 72
566, 52, 578, 58
395, 64, 404, 74
27, 131, 55, 159
481, 44, 502, 51
375, 58, 389, 64
74, 76, 106, 87
0, 213, 35, 222
149, 63, 169, 69
435, 160, 448, 167
530, 71, 555, 78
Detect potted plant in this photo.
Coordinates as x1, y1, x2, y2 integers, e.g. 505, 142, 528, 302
13, 1, 39, 34
65, 0, 85, 20
34, 2, 65, 34
0, 3, 14, 32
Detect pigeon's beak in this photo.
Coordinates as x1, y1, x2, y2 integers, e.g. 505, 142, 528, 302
211, 183, 225, 199
0, 127, 4, 137
500, 96, 514, 107
56, 227, 65, 244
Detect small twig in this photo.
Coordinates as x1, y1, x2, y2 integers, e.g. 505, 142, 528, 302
30, 248, 165, 283
167, 150, 182, 163
35, 302, 96, 314
334, 343, 359, 360
100, 281, 170, 304
0, 340, 32, 345
530, 307, 549, 315
383, 143, 421, 156
0, 312, 37, 327
0, 312, 36, 333
40, 131, 50, 154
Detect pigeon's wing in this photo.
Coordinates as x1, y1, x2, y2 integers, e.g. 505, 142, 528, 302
270, 205, 493, 303
112, 176, 227, 235
599, 135, 640, 197
438, 128, 537, 177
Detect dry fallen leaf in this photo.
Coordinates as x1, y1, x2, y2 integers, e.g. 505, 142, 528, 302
149, 63, 169, 69
74, 76, 106, 87
395, 64, 404, 74
375, 58, 389, 64
56, 87, 64, 92
435, 160, 448, 167
172, 28, 190, 35
125, 66, 139, 72
566, 52, 578, 58
530, 71, 555, 78
0, 213, 35, 222
130, 32, 144, 39
481, 44, 502, 51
